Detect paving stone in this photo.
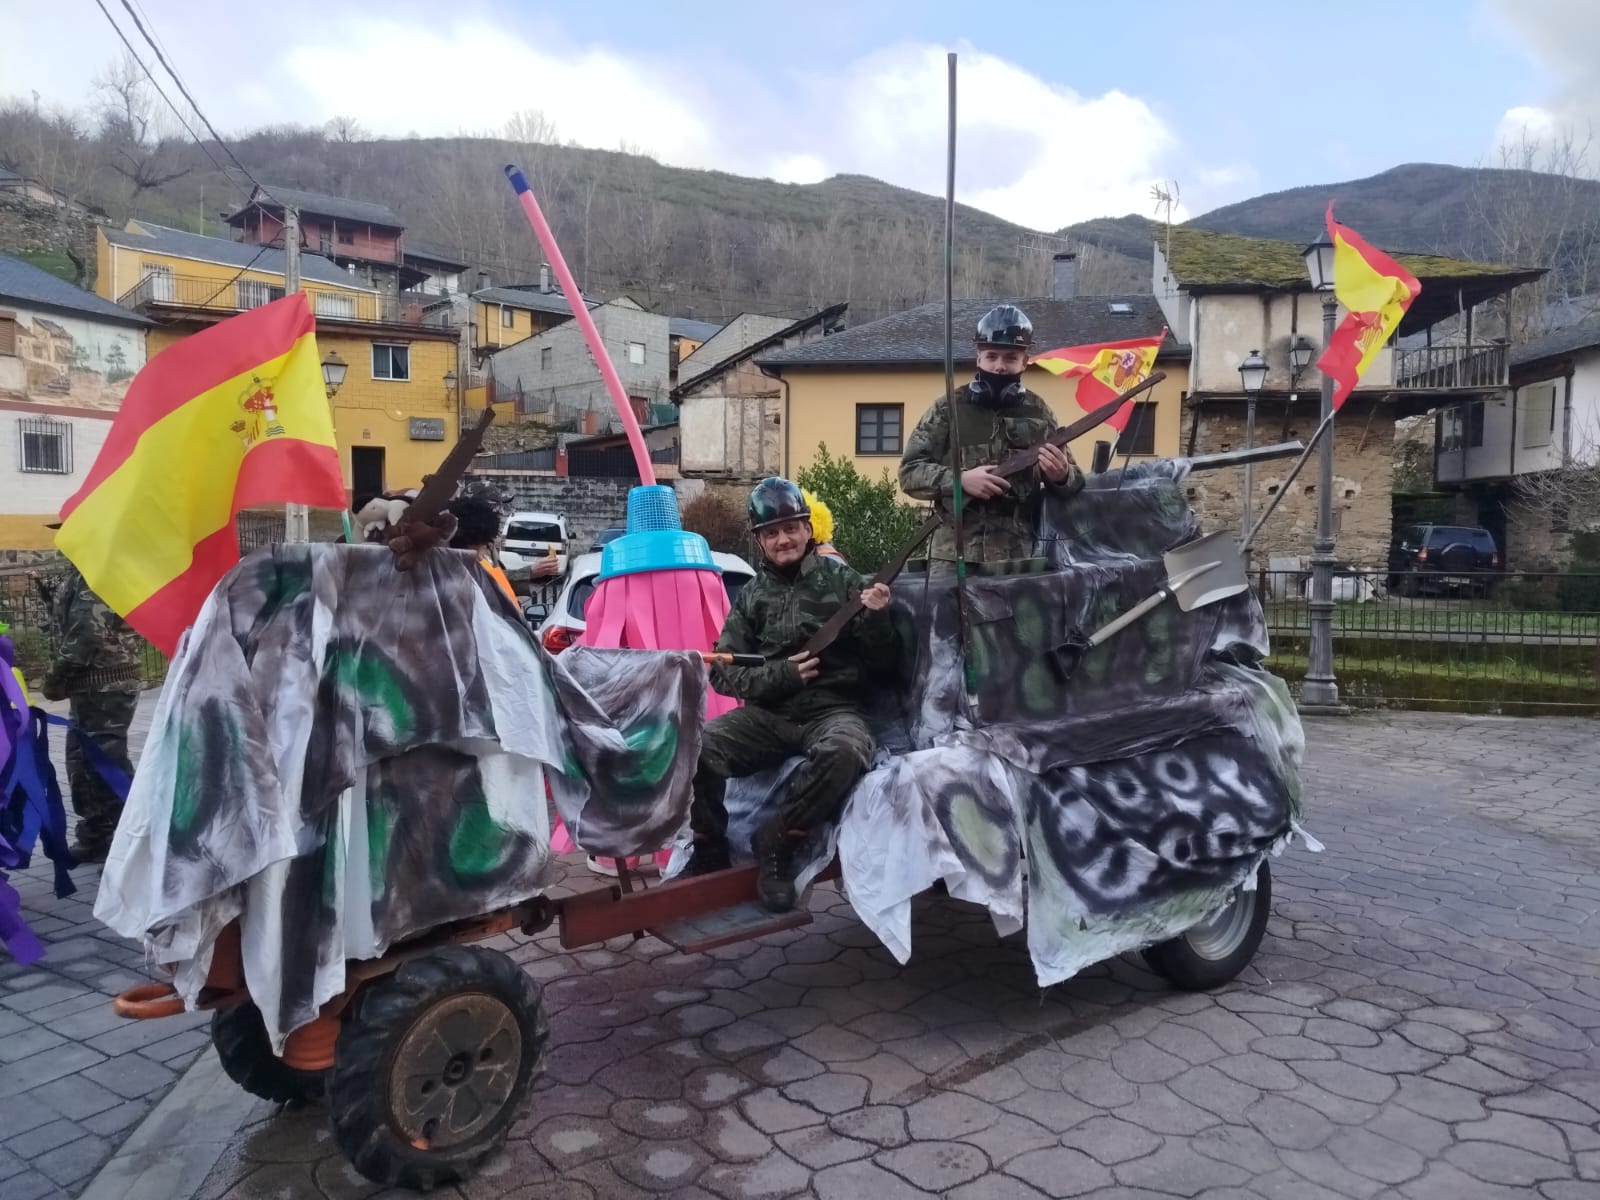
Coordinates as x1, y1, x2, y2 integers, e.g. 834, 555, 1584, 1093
1211, 1052, 1300, 1092
1276, 1146, 1388, 1199
80, 1052, 176, 1099
32, 1134, 112, 1187
1243, 1095, 1335, 1150
697, 1110, 772, 1164
782, 1071, 869, 1115
1294, 1059, 1400, 1104
0, 1168, 65, 1200
1109, 1040, 1189, 1083
1396, 1075, 1491, 1122
1003, 1146, 1115, 1196
791, 1024, 879, 1064
1326, 1127, 1428, 1185
1114, 1141, 1252, 1193
739, 1089, 825, 1135
610, 1139, 710, 1193
1059, 1115, 1163, 1165
1443, 1142, 1574, 1187
1168, 1064, 1260, 1121
906, 1091, 1000, 1140
1189, 1123, 1282, 1176
1457, 1111, 1572, 1162
0, 1025, 66, 1064
26, 1074, 121, 1121
827, 1105, 909, 1149
775, 1127, 875, 1169
0, 983, 89, 1014
956, 1112, 1058, 1165
815, 1159, 938, 1200
876, 1141, 989, 1191
699, 1149, 811, 1200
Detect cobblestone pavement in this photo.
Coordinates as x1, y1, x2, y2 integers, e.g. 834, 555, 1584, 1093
0, 694, 208, 1200
161, 710, 1600, 1200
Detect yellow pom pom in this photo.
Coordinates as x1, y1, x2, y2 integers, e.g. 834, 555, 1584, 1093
801, 489, 834, 544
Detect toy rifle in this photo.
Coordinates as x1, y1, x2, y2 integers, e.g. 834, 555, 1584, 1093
798, 370, 1167, 657
387, 407, 496, 570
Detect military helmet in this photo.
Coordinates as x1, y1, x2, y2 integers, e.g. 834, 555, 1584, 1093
975, 304, 1033, 349
748, 477, 811, 532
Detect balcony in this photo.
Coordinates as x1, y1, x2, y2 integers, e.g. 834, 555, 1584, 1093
117, 272, 455, 332
1394, 342, 1508, 391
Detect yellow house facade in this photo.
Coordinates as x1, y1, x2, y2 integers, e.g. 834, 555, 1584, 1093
97, 221, 460, 498
754, 296, 1185, 492
471, 286, 584, 354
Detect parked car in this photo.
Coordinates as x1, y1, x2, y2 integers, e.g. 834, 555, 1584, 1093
1387, 524, 1501, 596
502, 511, 571, 577
532, 551, 757, 653
591, 526, 627, 551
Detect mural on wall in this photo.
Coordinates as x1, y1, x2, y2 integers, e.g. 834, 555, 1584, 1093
0, 310, 143, 411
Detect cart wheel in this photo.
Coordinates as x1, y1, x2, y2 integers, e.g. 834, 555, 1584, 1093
1144, 861, 1272, 991
328, 945, 547, 1191
211, 1002, 325, 1105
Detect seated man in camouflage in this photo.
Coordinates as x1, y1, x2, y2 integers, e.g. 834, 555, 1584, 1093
682, 478, 896, 912
899, 304, 1083, 568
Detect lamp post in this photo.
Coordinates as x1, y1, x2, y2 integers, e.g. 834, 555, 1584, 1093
321, 350, 348, 399
1237, 348, 1267, 565
1300, 233, 1343, 711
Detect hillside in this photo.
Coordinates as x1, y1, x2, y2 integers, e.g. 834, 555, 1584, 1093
2, 88, 1595, 324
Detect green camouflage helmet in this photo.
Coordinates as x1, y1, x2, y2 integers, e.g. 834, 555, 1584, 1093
748, 477, 811, 532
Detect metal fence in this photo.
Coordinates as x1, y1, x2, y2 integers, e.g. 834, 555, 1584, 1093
1256, 566, 1600, 713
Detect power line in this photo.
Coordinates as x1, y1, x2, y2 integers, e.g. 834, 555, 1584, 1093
115, 0, 262, 192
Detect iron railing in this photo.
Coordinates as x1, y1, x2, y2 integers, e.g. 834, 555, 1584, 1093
1256, 566, 1600, 713
1393, 342, 1508, 391
116, 272, 455, 331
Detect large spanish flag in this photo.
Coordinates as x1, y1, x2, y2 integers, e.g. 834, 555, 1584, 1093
55, 292, 346, 654
1031, 330, 1166, 442
1318, 202, 1421, 411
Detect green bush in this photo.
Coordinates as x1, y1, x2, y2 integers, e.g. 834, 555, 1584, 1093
680, 492, 752, 558
796, 444, 926, 575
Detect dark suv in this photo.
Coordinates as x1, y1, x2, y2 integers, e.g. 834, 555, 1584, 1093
1388, 524, 1501, 596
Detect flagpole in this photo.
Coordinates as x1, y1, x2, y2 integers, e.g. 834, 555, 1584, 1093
943, 51, 974, 700
284, 204, 310, 544
1300, 290, 1343, 712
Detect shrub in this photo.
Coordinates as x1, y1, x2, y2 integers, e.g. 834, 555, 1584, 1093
680, 492, 752, 558
796, 444, 926, 575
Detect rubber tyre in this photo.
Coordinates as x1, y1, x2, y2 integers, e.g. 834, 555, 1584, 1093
211, 1002, 325, 1105
1144, 861, 1272, 991
328, 945, 548, 1192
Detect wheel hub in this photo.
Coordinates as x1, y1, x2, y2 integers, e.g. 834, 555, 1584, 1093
1184, 880, 1257, 961
388, 993, 522, 1149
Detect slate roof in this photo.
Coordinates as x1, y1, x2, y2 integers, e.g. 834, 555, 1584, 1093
228, 184, 404, 229
1511, 314, 1600, 371
473, 286, 596, 316
104, 221, 358, 289
0, 252, 149, 327
678, 303, 849, 395
669, 317, 723, 341
404, 241, 468, 269
756, 297, 1179, 368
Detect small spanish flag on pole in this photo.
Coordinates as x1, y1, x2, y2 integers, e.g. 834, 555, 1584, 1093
54, 292, 346, 655
1319, 202, 1421, 411
1031, 330, 1166, 448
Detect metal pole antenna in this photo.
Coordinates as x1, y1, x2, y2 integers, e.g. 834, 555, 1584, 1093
942, 52, 974, 696
284, 205, 309, 544
1300, 294, 1344, 711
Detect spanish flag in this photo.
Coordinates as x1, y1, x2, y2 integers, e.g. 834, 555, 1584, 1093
1031, 330, 1166, 443
55, 293, 346, 654
1319, 202, 1421, 410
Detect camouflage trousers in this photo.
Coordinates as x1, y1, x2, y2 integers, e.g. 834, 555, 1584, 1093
66, 687, 137, 851
690, 705, 875, 839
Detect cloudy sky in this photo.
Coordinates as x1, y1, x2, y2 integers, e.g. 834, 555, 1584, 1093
4, 0, 1593, 230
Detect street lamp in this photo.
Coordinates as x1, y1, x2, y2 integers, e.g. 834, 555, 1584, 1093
1237, 349, 1268, 561
1299, 233, 1343, 711
321, 350, 348, 399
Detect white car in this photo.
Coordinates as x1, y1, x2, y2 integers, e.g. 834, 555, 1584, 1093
502, 511, 571, 577
532, 550, 757, 653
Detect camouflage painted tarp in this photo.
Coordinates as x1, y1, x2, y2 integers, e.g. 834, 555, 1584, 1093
672, 459, 1314, 985
93, 544, 706, 1051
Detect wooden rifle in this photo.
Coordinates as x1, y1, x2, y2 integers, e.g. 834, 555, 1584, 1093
797, 370, 1166, 656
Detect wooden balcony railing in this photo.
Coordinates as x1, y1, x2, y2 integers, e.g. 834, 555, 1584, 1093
1393, 342, 1508, 391
116, 273, 456, 331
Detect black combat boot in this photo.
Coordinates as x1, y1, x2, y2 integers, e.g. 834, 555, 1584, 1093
679, 836, 731, 878
751, 822, 801, 912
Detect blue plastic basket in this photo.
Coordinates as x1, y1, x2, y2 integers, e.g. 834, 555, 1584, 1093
626, 485, 682, 533
598, 528, 720, 580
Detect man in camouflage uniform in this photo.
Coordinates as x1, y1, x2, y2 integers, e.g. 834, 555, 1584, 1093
682, 477, 897, 911
900, 304, 1084, 567
37, 564, 142, 863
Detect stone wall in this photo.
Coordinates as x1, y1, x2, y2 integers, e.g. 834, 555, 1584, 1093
0, 194, 98, 287
1180, 396, 1395, 566
465, 473, 632, 546
1505, 498, 1574, 571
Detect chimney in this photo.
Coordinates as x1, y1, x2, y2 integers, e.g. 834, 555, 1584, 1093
539, 263, 551, 293
478, 269, 491, 291
1051, 252, 1078, 299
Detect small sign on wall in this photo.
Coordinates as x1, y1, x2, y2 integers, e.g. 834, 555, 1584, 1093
409, 417, 446, 441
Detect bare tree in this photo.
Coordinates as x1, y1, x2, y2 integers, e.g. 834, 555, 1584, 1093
1513, 413, 1600, 530
92, 52, 191, 212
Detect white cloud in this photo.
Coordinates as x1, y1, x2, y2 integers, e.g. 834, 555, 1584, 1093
767, 153, 829, 185
1486, 0, 1600, 152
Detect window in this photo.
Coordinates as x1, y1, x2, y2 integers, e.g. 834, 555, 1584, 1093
18, 417, 71, 474
1467, 401, 1485, 448
237, 280, 285, 310
372, 343, 410, 381
0, 311, 15, 357
626, 341, 646, 365
541, 346, 553, 370
140, 263, 175, 303
1439, 402, 1485, 452
313, 292, 356, 320
1108, 302, 1134, 315
501, 306, 515, 330
1522, 384, 1557, 450
1120, 402, 1157, 455
856, 404, 903, 455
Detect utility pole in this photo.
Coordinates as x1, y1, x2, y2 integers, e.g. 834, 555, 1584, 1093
284, 206, 310, 543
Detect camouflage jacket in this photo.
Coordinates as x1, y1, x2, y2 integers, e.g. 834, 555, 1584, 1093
709, 550, 898, 722
899, 383, 1084, 564
45, 567, 144, 694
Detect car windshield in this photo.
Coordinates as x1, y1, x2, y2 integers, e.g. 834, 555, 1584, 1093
1427, 526, 1488, 546
566, 571, 752, 621
507, 522, 563, 542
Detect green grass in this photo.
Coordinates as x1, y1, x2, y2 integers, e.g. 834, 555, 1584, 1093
13, 250, 80, 283
1263, 599, 1600, 637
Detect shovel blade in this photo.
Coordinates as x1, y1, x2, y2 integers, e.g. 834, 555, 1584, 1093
1162, 531, 1248, 611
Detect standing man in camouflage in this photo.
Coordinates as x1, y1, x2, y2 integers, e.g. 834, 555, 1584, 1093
681, 478, 897, 912
37, 564, 142, 863
899, 304, 1084, 567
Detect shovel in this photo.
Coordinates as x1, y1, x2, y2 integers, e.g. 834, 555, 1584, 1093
1056, 531, 1248, 673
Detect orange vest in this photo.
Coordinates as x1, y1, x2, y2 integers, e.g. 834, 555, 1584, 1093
480, 559, 517, 604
